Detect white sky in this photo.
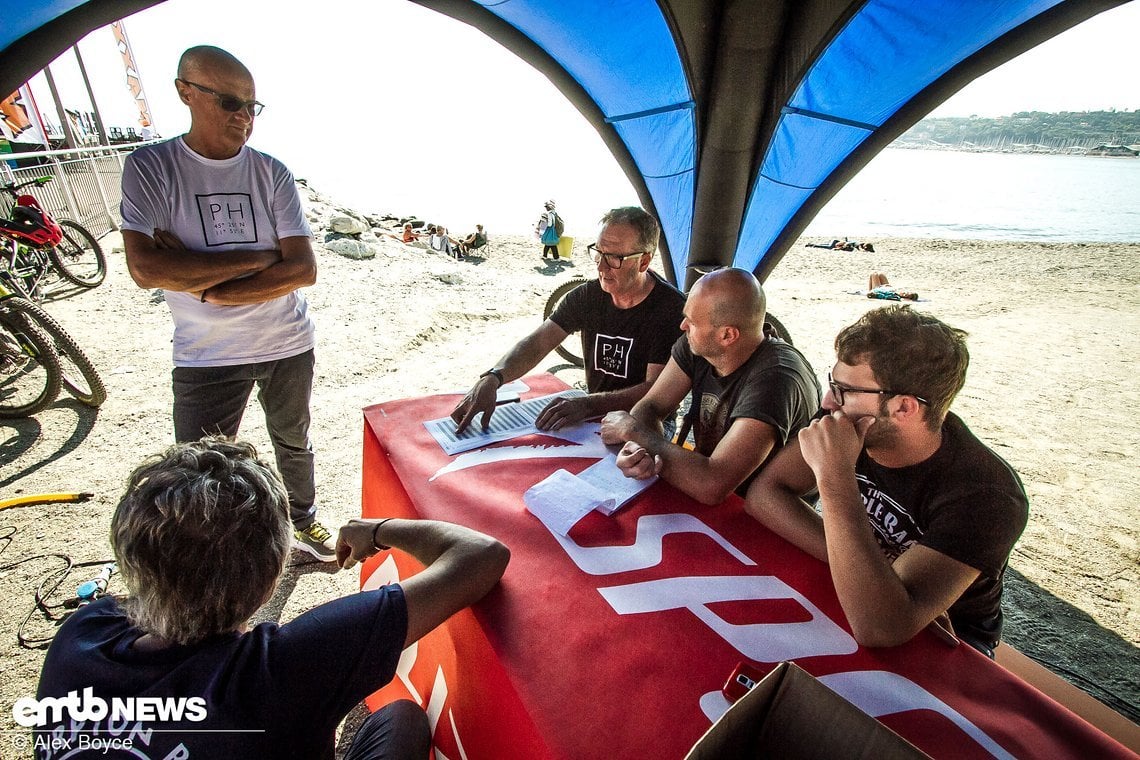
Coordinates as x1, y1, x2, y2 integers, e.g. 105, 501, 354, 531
23, 0, 1140, 234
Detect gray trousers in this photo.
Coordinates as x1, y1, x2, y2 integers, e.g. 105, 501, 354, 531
172, 349, 316, 528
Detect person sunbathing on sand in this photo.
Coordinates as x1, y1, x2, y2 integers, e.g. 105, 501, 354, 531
867, 272, 918, 301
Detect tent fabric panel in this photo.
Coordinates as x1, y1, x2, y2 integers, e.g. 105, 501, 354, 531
761, 112, 871, 191
793, 0, 1065, 125
643, 170, 694, 287
731, 176, 812, 272
480, 0, 691, 117
611, 107, 695, 180
0, 0, 86, 54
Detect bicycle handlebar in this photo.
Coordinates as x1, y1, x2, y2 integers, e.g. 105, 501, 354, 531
1, 176, 53, 195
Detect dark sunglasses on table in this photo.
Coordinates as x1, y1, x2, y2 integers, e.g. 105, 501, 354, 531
827, 373, 929, 406
178, 79, 265, 116
586, 243, 647, 269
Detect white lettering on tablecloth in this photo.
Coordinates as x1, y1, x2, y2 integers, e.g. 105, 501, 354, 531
549, 512, 756, 575
598, 575, 857, 661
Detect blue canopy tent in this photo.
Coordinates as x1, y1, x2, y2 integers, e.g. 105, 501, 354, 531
2, 0, 1127, 287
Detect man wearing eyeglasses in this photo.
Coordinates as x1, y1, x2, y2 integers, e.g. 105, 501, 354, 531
600, 268, 819, 505
452, 206, 685, 433
119, 46, 337, 562
746, 306, 1028, 657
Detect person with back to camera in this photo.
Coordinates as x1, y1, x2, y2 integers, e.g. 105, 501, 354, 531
535, 200, 562, 260
600, 268, 820, 505
746, 305, 1028, 657
118, 45, 338, 562
32, 436, 510, 759
452, 206, 686, 434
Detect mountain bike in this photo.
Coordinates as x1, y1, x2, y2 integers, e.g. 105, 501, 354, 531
0, 273, 105, 411
1, 176, 107, 298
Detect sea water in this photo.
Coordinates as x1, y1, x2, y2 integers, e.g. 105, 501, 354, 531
805, 148, 1140, 243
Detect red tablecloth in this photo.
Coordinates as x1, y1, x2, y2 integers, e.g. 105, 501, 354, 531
359, 375, 1131, 760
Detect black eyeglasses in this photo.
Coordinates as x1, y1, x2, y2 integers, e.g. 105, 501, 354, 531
178, 79, 265, 116
587, 243, 646, 269
827, 373, 929, 406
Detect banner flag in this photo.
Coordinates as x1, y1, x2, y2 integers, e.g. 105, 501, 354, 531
111, 20, 154, 131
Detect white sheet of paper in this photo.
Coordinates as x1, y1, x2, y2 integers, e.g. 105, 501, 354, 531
577, 453, 657, 515
425, 389, 587, 455
524, 469, 614, 536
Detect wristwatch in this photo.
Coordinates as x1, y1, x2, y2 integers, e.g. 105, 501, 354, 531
479, 368, 504, 387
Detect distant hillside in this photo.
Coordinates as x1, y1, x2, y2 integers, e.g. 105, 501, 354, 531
896, 110, 1140, 153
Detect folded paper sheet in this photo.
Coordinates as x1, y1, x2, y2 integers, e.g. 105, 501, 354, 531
524, 454, 657, 534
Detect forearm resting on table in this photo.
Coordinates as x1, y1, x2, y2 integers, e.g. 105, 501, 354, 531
816, 475, 977, 648
121, 230, 280, 291
744, 480, 828, 562
375, 518, 511, 647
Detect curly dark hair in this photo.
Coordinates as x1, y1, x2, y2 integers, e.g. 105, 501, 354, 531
835, 306, 969, 430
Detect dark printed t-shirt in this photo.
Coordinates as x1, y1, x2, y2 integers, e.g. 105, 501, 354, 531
673, 335, 820, 489
550, 272, 685, 393
855, 412, 1028, 651
33, 588, 407, 760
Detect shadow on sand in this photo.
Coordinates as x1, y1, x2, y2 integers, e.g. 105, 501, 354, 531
0, 400, 99, 490
1002, 567, 1139, 721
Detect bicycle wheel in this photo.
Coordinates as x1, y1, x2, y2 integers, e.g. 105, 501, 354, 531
0, 305, 62, 417
3, 296, 105, 407
543, 277, 588, 367
48, 220, 106, 288
764, 313, 794, 346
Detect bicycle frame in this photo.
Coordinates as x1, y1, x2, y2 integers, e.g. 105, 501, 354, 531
0, 236, 49, 300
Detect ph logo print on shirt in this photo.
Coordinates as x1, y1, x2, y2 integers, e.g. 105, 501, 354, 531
197, 193, 258, 246
593, 334, 633, 378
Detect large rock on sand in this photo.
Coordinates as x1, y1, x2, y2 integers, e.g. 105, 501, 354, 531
324, 237, 377, 260
329, 215, 369, 235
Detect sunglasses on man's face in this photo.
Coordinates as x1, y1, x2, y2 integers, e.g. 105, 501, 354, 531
178, 79, 265, 116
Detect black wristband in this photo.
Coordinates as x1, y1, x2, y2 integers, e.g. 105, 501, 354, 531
371, 518, 395, 551
479, 368, 504, 387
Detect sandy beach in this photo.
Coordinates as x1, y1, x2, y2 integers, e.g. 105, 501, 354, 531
1, 184, 1137, 753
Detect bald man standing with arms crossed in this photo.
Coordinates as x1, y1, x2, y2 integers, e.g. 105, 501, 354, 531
119, 45, 336, 561
601, 268, 819, 505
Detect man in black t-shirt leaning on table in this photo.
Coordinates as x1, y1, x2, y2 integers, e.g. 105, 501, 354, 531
600, 268, 820, 505
452, 206, 685, 433
745, 305, 1028, 657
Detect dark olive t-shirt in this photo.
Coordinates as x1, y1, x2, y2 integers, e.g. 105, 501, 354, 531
673, 335, 820, 491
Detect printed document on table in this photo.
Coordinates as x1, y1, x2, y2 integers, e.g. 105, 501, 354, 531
523, 453, 657, 535
425, 389, 587, 455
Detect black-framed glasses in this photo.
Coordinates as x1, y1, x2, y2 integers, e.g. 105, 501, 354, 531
587, 243, 646, 269
827, 373, 929, 406
178, 79, 265, 116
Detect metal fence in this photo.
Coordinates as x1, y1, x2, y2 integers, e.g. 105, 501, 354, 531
0, 143, 141, 238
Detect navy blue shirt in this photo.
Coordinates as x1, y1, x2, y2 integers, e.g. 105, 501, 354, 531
33, 587, 407, 759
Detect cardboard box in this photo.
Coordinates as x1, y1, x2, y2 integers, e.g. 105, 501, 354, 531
686, 662, 929, 759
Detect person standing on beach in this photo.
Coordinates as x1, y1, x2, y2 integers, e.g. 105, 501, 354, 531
452, 206, 685, 433
746, 306, 1028, 657
118, 45, 337, 561
536, 199, 562, 260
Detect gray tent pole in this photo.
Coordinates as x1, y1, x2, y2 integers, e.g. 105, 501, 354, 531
43, 65, 79, 149
74, 44, 110, 146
